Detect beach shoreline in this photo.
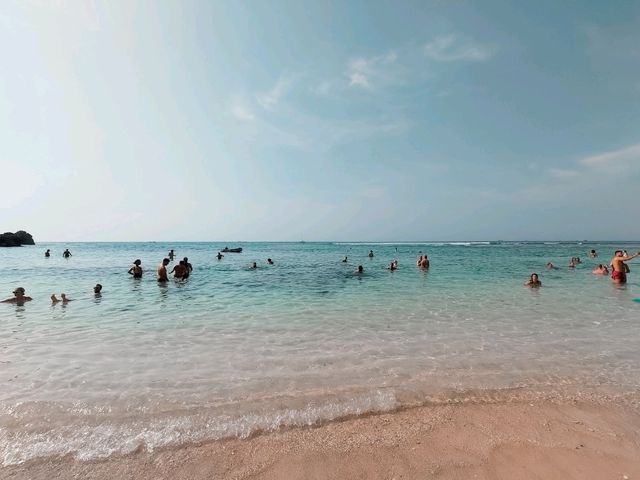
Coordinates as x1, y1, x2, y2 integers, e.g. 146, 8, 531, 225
4, 396, 640, 480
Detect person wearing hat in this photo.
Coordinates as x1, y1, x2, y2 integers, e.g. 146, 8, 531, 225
2, 287, 33, 303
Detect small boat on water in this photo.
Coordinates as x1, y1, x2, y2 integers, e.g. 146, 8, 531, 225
222, 247, 242, 253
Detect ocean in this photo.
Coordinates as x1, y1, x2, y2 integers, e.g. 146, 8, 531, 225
1, 241, 639, 465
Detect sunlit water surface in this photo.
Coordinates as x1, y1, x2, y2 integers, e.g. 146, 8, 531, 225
1, 241, 639, 464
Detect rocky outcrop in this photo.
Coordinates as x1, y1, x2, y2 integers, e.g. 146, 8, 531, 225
0, 231, 35, 247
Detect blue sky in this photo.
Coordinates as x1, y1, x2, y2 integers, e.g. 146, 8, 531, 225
1, 0, 639, 241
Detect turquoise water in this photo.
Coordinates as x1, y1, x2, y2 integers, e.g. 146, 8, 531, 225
1, 241, 639, 464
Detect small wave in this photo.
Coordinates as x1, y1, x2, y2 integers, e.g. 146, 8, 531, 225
1, 390, 397, 466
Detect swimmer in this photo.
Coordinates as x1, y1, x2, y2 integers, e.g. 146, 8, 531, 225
251, 262, 258, 269
51, 294, 60, 304
610, 250, 640, 284
157, 258, 170, 282
355, 265, 364, 274
128, 259, 143, 278
568, 258, 577, 268
44, 249, 50, 258
420, 255, 429, 269
1, 287, 32, 303
216, 252, 224, 260
168, 249, 175, 261
368, 250, 374, 258
62, 248, 72, 258
592, 264, 608, 276
170, 261, 188, 279
416, 255, 423, 266
589, 249, 597, 258
183, 257, 193, 273
267, 258, 274, 265
546, 262, 559, 270
60, 293, 72, 303
342, 256, 348, 263
388, 261, 397, 271
524, 273, 541, 288
93, 284, 103, 295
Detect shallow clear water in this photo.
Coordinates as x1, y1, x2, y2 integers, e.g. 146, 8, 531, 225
1, 241, 639, 464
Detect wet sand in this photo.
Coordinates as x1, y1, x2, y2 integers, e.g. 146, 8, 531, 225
4, 397, 640, 480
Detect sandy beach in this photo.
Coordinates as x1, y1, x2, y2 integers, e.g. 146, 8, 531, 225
4, 396, 640, 480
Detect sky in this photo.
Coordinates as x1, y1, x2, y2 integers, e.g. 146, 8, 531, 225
1, 0, 639, 242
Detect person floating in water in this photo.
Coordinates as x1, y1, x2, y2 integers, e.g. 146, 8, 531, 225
216, 252, 224, 260
168, 249, 175, 261
546, 262, 559, 270
524, 273, 541, 288
170, 261, 189, 280
592, 264, 609, 276
157, 258, 170, 282
63, 248, 72, 258
51, 294, 60, 304
267, 258, 274, 265
342, 256, 348, 263
368, 250, 374, 258
60, 293, 72, 303
128, 259, 143, 278
610, 250, 639, 284
589, 249, 598, 258
2, 287, 32, 304
44, 249, 50, 258
94, 284, 103, 295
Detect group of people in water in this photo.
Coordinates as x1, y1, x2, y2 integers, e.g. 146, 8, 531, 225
2, 247, 639, 304
525, 249, 640, 288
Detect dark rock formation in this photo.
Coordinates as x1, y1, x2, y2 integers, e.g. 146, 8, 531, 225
0, 230, 35, 247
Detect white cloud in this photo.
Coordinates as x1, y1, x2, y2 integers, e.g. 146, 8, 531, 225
424, 35, 493, 62
231, 104, 255, 121
257, 75, 295, 110
347, 51, 398, 89
579, 143, 640, 168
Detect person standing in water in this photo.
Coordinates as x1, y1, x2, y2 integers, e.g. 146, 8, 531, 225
525, 273, 542, 288
44, 249, 50, 258
157, 258, 170, 282
216, 252, 224, 260
183, 257, 193, 274
168, 249, 175, 261
368, 250, 374, 258
610, 250, 640, 284
2, 287, 32, 304
170, 261, 188, 279
128, 259, 143, 278
63, 248, 72, 258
